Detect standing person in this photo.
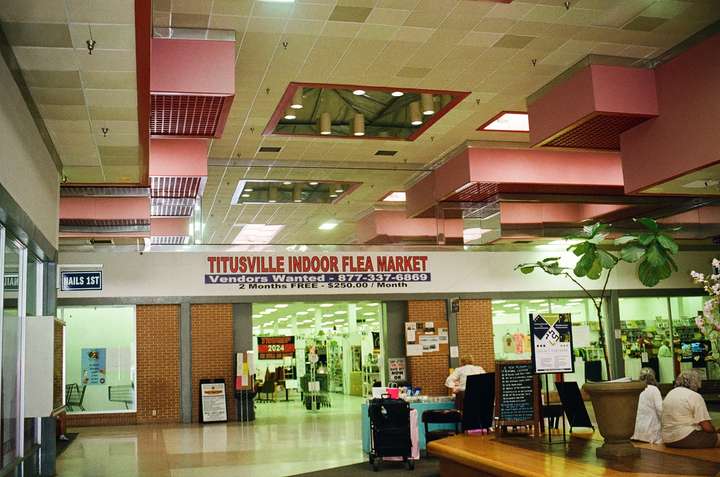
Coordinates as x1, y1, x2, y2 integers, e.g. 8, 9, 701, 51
658, 340, 673, 357
445, 355, 485, 394
662, 371, 720, 448
632, 368, 663, 444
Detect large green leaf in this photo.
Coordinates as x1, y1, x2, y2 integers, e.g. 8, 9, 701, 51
542, 257, 561, 263
645, 243, 665, 267
568, 242, 590, 257
637, 233, 655, 246
519, 266, 535, 274
620, 245, 645, 263
597, 249, 618, 269
586, 257, 603, 280
544, 263, 563, 275
588, 232, 608, 245
614, 235, 637, 245
638, 260, 661, 287
574, 250, 597, 277
657, 234, 679, 255
636, 217, 659, 232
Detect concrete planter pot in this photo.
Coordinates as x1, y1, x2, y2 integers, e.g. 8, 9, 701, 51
583, 380, 646, 458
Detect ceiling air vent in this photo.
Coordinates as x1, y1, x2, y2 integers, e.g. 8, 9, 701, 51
151, 197, 196, 217
375, 150, 397, 156
150, 94, 226, 137
151, 176, 202, 198
258, 146, 282, 153
61, 186, 150, 197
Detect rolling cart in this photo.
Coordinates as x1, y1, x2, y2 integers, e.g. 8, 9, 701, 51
367, 396, 415, 472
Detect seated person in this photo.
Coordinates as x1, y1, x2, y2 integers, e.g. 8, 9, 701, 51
632, 368, 663, 444
661, 370, 720, 448
445, 355, 485, 394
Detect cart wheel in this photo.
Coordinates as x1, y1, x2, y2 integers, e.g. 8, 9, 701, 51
407, 459, 415, 470
370, 456, 379, 472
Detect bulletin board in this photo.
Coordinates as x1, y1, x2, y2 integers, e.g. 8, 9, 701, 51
404, 321, 449, 356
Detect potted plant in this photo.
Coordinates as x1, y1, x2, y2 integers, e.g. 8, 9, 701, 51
691, 259, 720, 361
516, 218, 679, 458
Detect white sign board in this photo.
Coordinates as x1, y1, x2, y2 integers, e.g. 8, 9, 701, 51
200, 382, 228, 423
530, 313, 574, 374
388, 358, 406, 382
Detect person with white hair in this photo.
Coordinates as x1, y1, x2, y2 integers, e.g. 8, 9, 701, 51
661, 370, 720, 448
632, 368, 663, 444
444, 355, 485, 393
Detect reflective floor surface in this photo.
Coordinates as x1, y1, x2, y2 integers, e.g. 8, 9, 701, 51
57, 393, 366, 477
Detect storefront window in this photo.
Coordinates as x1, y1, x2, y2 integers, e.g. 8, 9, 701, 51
252, 301, 385, 398
2, 238, 22, 468
492, 298, 608, 385
60, 306, 136, 413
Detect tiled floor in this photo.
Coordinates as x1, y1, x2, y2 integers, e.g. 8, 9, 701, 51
57, 394, 366, 477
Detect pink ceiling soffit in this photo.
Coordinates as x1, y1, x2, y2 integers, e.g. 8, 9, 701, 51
149, 138, 208, 198
150, 38, 235, 138
621, 33, 720, 194
499, 202, 632, 226
406, 147, 624, 218
357, 211, 463, 244
59, 197, 151, 237
150, 217, 190, 236
658, 206, 720, 226
528, 65, 658, 150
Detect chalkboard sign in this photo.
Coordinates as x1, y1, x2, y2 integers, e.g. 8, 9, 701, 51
494, 360, 540, 434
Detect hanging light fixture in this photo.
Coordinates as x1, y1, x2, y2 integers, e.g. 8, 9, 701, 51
268, 186, 278, 203
284, 107, 297, 120
319, 112, 332, 135
409, 101, 422, 126
352, 113, 365, 136
290, 87, 304, 109
293, 184, 303, 203
420, 93, 435, 115
391, 91, 404, 97
352, 89, 366, 96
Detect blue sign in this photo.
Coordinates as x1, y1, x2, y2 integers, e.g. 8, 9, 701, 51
81, 348, 106, 384
61, 271, 102, 291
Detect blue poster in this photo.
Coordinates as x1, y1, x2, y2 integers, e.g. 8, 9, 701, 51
81, 348, 107, 385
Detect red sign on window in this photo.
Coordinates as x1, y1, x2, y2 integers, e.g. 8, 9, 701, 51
257, 336, 295, 360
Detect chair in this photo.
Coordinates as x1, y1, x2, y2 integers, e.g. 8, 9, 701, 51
108, 384, 135, 409
66, 383, 87, 411
422, 409, 462, 443
256, 378, 276, 402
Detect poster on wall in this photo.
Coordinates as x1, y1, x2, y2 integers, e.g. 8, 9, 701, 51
530, 313, 574, 374
404, 322, 416, 343
388, 358, 406, 382
200, 380, 228, 423
257, 336, 295, 360
419, 335, 440, 353
81, 348, 107, 384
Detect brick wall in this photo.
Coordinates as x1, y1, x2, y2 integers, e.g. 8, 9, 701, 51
407, 300, 449, 396
456, 299, 495, 372
136, 304, 181, 424
53, 320, 64, 411
191, 304, 235, 422
66, 412, 137, 427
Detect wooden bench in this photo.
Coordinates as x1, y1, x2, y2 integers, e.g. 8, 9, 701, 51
428, 433, 720, 477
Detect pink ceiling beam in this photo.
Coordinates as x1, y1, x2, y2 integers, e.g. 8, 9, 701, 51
406, 147, 624, 217
149, 138, 209, 177
357, 210, 463, 244
621, 34, 720, 194
60, 197, 150, 221
528, 65, 658, 149
499, 202, 631, 225
150, 217, 190, 236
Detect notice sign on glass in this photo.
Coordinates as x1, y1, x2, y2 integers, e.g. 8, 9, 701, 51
81, 348, 107, 385
530, 313, 574, 374
257, 336, 295, 360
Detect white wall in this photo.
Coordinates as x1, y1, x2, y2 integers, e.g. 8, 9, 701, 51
57, 249, 713, 299
0, 56, 59, 247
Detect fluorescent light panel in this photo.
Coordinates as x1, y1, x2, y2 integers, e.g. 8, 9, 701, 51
382, 191, 406, 202
232, 224, 284, 244
319, 220, 339, 230
482, 112, 529, 132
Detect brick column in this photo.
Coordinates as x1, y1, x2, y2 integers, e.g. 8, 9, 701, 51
136, 304, 181, 424
456, 299, 495, 372
407, 300, 449, 396
191, 304, 236, 422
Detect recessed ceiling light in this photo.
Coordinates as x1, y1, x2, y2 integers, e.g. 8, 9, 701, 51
296, 311, 308, 316
480, 112, 529, 132
319, 220, 339, 230
320, 303, 333, 308
309, 182, 318, 186
382, 191, 406, 202
283, 181, 292, 185
391, 91, 404, 97
293, 199, 302, 203
335, 310, 347, 315
367, 303, 379, 306
363, 312, 375, 316
329, 193, 338, 198
275, 304, 288, 308
323, 313, 334, 318
245, 188, 254, 192
284, 108, 296, 120
353, 89, 366, 95
307, 307, 316, 311
241, 193, 250, 198
334, 187, 344, 193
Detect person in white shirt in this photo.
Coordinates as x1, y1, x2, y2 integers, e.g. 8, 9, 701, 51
445, 355, 485, 393
632, 368, 663, 444
661, 370, 720, 448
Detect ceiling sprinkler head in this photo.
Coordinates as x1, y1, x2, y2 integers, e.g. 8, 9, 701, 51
101, 127, 109, 137
86, 39, 96, 55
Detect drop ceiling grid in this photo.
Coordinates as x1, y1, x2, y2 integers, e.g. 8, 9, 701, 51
0, 0, 140, 183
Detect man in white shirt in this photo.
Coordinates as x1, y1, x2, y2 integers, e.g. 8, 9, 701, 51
445, 355, 485, 393
661, 370, 720, 448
